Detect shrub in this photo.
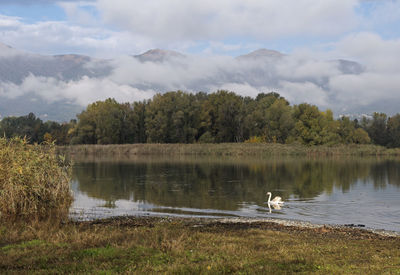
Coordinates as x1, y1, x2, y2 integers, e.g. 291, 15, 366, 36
198, 132, 215, 143
0, 137, 73, 222
244, 136, 266, 144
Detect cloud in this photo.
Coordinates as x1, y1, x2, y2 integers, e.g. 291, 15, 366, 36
276, 56, 341, 82
86, 53, 356, 111
0, 0, 95, 5
329, 73, 400, 107
2, 39, 399, 116
96, 0, 358, 42
336, 32, 400, 73
1, 28, 400, 117
0, 74, 155, 106
2, 0, 399, 58
0, 15, 151, 57
58, 2, 99, 26
0, 14, 21, 28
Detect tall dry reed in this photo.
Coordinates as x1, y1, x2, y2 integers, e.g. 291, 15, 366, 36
0, 137, 72, 222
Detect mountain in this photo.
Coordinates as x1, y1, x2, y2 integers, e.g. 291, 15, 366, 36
0, 44, 110, 83
0, 43, 370, 121
236, 49, 285, 60
0, 43, 111, 121
134, 49, 186, 63
335, 59, 364, 75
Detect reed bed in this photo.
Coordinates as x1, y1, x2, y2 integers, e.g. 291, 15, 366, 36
58, 143, 400, 159
0, 137, 72, 222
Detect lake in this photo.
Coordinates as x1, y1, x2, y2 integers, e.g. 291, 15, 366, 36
70, 156, 400, 232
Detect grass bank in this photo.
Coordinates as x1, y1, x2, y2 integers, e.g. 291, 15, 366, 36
1, 217, 399, 274
58, 143, 400, 158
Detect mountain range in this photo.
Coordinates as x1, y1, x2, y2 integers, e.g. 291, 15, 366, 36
0, 42, 366, 121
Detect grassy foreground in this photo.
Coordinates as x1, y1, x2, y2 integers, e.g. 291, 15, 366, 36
1, 217, 399, 274
58, 143, 400, 158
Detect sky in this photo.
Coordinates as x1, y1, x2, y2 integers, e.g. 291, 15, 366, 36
0, 0, 399, 57
0, 0, 400, 117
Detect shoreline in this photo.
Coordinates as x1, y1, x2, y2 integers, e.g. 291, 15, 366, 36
69, 214, 400, 239
3, 213, 400, 273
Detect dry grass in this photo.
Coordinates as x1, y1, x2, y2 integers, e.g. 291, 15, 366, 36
58, 143, 400, 159
0, 137, 72, 222
1, 217, 399, 274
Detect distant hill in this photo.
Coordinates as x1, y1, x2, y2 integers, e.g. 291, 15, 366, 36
0, 43, 111, 121
0, 43, 110, 83
0, 43, 370, 121
236, 49, 285, 60
134, 49, 186, 63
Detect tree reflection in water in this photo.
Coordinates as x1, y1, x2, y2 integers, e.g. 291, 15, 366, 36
71, 156, 400, 211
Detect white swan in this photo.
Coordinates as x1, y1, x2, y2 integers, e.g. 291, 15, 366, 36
267, 192, 284, 205
267, 202, 282, 213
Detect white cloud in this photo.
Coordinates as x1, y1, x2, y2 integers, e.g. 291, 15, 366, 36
0, 14, 21, 29
0, 15, 151, 57
0, 74, 155, 106
1, 0, 399, 58
279, 81, 330, 107
96, 0, 358, 42
108, 55, 239, 91
0, 0, 94, 4
3, 39, 399, 116
58, 1, 98, 26
329, 73, 400, 106
276, 56, 341, 81
336, 32, 400, 73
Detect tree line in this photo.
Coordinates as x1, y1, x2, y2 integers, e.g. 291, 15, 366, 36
1, 90, 400, 147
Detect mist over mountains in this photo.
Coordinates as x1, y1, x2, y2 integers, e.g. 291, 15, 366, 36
0, 42, 394, 122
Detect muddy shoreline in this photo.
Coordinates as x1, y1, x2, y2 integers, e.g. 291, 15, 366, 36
71, 215, 400, 240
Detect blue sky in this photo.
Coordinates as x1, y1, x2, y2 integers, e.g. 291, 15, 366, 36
1, 0, 399, 57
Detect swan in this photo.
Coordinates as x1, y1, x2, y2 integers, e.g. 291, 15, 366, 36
267, 192, 284, 205
267, 202, 282, 213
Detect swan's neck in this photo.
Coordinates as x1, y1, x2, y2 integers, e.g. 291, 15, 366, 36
268, 193, 272, 203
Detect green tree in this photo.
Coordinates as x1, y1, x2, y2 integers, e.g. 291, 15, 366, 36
352, 128, 371, 144
73, 98, 132, 144
365, 112, 388, 146
264, 97, 294, 143
200, 90, 245, 142
145, 91, 200, 143
0, 113, 46, 144
244, 93, 280, 139
338, 116, 355, 144
292, 104, 325, 145
130, 101, 147, 143
387, 114, 400, 148
337, 116, 371, 144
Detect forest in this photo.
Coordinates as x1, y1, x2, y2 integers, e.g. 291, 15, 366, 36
0, 90, 399, 147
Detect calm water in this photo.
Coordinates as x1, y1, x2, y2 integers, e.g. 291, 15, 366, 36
70, 156, 400, 232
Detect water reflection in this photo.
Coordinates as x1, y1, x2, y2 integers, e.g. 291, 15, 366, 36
71, 156, 400, 231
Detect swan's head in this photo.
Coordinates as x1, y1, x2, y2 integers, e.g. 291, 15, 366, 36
267, 192, 271, 195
